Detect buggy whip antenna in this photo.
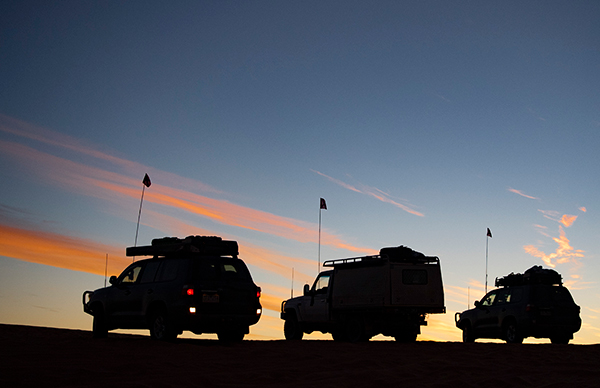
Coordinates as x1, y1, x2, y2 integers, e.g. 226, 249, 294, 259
318, 198, 327, 273
485, 228, 492, 293
134, 173, 152, 261
104, 253, 108, 287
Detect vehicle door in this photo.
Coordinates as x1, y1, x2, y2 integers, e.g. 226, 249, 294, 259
471, 290, 500, 336
300, 272, 331, 323
104, 261, 146, 325
483, 288, 511, 336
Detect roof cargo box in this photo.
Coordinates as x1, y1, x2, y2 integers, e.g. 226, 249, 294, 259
379, 246, 439, 263
126, 235, 238, 257
495, 265, 562, 287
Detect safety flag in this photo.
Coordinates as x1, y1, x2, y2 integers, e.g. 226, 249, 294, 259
142, 173, 151, 188
487, 228, 492, 238
320, 198, 327, 210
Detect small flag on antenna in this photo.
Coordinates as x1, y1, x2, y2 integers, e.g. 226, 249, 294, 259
320, 198, 327, 210
142, 173, 151, 188
487, 228, 492, 238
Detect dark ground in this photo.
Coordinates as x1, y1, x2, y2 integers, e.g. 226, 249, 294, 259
1, 324, 598, 387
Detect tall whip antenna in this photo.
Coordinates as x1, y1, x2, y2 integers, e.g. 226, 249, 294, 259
134, 173, 152, 261
485, 228, 492, 293
318, 198, 327, 273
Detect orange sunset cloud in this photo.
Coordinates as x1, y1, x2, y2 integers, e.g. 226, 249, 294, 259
524, 226, 584, 268
0, 140, 372, 254
0, 224, 129, 276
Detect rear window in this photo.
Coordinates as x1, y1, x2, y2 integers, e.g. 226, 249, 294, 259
155, 259, 183, 282
194, 258, 252, 281
532, 285, 575, 306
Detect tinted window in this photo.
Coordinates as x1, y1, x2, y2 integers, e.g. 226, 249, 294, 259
196, 260, 219, 281
140, 261, 161, 283
121, 264, 143, 284
495, 289, 510, 304
507, 288, 523, 303
219, 259, 251, 281
193, 258, 251, 281
313, 274, 330, 293
552, 287, 576, 306
403, 269, 428, 285
481, 291, 497, 306
156, 259, 182, 282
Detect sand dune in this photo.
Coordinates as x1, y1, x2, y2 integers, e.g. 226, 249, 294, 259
1, 324, 598, 387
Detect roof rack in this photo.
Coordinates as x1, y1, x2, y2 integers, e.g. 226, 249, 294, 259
323, 255, 381, 268
495, 265, 562, 287
323, 246, 438, 268
126, 235, 238, 258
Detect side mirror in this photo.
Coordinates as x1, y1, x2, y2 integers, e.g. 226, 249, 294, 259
303, 284, 310, 296
109, 275, 118, 286
474, 300, 481, 308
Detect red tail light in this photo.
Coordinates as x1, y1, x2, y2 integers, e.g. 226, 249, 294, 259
182, 286, 194, 296
257, 287, 261, 298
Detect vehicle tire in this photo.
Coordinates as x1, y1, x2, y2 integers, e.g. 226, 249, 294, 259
217, 329, 245, 343
331, 329, 347, 342
284, 316, 303, 340
92, 305, 108, 339
394, 330, 417, 343
550, 334, 570, 344
503, 320, 523, 344
149, 309, 177, 341
462, 323, 475, 343
345, 317, 367, 343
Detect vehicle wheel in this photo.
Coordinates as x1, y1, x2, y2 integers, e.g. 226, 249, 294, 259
218, 329, 245, 343
394, 330, 417, 343
284, 316, 303, 340
550, 334, 570, 344
331, 329, 347, 342
345, 317, 367, 343
92, 305, 108, 339
462, 323, 475, 343
503, 320, 523, 344
149, 310, 177, 341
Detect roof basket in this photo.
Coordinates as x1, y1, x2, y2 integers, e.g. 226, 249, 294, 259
126, 235, 238, 258
495, 265, 562, 287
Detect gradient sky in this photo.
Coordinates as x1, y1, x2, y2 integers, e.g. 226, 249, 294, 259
1, 0, 599, 343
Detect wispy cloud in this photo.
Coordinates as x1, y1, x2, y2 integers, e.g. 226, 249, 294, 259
524, 226, 584, 268
537, 209, 578, 228
527, 107, 546, 122
508, 187, 539, 200
311, 170, 424, 217
0, 121, 373, 254
579, 207, 587, 213
0, 223, 130, 276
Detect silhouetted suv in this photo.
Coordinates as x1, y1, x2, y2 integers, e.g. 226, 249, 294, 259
455, 266, 581, 344
83, 236, 262, 341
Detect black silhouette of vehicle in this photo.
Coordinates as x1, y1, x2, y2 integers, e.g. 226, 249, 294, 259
83, 236, 262, 341
281, 246, 445, 342
455, 266, 581, 344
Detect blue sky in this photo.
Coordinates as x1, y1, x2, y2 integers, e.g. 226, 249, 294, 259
1, 0, 599, 342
